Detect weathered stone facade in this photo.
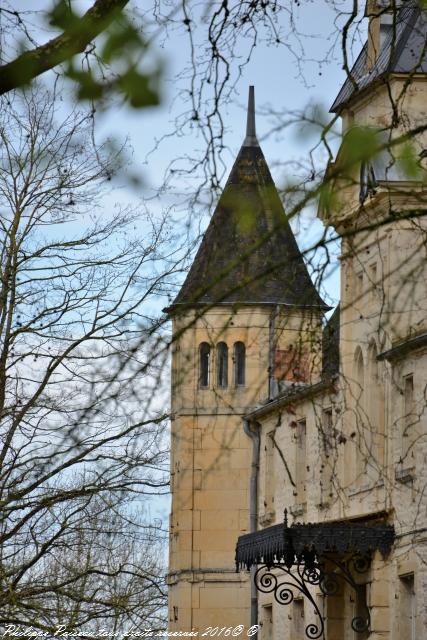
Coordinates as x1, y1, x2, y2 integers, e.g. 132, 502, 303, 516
167, 3, 427, 638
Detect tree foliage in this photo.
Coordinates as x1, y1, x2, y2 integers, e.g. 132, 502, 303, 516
0, 86, 177, 633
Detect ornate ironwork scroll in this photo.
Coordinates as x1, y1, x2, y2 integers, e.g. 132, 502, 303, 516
254, 552, 371, 639
254, 562, 325, 640
236, 509, 395, 639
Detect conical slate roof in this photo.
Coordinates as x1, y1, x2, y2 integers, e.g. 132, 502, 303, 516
331, 1, 427, 112
171, 87, 328, 311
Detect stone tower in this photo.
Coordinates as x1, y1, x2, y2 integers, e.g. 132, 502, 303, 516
166, 87, 328, 632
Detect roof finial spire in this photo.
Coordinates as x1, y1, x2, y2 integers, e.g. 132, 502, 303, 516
243, 85, 259, 147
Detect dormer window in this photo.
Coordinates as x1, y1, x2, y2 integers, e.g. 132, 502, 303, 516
234, 342, 246, 387
359, 160, 377, 203
366, 0, 404, 69
216, 342, 228, 388
359, 128, 418, 204
199, 342, 210, 388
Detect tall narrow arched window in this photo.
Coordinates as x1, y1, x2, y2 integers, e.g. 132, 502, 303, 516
368, 342, 385, 469
354, 347, 365, 407
354, 347, 365, 479
199, 342, 210, 388
216, 342, 228, 388
234, 342, 245, 387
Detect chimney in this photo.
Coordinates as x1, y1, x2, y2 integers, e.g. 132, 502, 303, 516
365, 0, 403, 69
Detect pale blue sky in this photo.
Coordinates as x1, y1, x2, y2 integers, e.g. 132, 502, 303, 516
8, 1, 368, 307
96, 1, 355, 190
5, 0, 369, 529
90, 0, 367, 306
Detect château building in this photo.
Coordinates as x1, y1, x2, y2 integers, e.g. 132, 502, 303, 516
167, 2, 427, 638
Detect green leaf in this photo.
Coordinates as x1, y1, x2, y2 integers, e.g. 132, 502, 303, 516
339, 126, 380, 167
119, 68, 160, 108
66, 66, 104, 101
318, 181, 338, 218
101, 20, 144, 64
396, 141, 423, 180
47, 0, 80, 31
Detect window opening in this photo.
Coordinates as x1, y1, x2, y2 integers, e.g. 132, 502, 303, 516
401, 374, 415, 464
404, 374, 414, 432
216, 342, 228, 388
399, 574, 415, 640
295, 419, 307, 499
321, 408, 333, 503
234, 341, 246, 386
321, 408, 333, 453
264, 432, 275, 514
293, 598, 304, 636
354, 584, 369, 640
199, 342, 210, 388
369, 262, 377, 301
355, 271, 364, 300
354, 349, 365, 478
261, 604, 273, 639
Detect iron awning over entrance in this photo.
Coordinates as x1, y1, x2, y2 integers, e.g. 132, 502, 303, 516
235, 512, 395, 570
235, 511, 395, 639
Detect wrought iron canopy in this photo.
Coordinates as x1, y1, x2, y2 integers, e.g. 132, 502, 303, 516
235, 511, 395, 639
235, 512, 394, 571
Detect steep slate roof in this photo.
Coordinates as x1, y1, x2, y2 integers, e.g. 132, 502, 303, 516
171, 87, 328, 311
331, 1, 427, 112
